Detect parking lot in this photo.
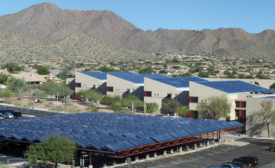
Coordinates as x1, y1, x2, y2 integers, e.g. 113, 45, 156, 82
116, 138, 275, 168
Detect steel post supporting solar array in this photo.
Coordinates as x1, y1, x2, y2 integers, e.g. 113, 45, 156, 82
110, 125, 242, 158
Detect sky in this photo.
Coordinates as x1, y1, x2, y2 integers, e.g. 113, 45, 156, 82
0, 0, 274, 34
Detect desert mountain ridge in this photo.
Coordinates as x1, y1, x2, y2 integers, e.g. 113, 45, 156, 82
0, 2, 275, 63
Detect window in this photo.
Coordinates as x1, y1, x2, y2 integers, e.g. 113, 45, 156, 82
235, 101, 246, 108
189, 97, 198, 103
144, 91, 152, 97
107, 87, 113, 92
175, 93, 178, 96
93, 85, 96, 89
76, 83, 81, 87
132, 92, 137, 96
127, 89, 130, 93
167, 94, 171, 98
157, 94, 159, 96
175, 97, 180, 101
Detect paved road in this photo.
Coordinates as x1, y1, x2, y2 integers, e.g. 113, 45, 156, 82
115, 138, 275, 168
0, 104, 60, 118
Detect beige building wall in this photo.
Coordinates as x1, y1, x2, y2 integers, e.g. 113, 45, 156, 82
246, 97, 275, 137
106, 74, 144, 100
75, 71, 107, 95
144, 78, 189, 113
206, 78, 274, 89
189, 81, 237, 120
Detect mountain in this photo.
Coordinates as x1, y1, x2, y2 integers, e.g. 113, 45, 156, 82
0, 2, 275, 62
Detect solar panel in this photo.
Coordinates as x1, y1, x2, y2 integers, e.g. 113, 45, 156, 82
128, 137, 156, 147
0, 112, 242, 152
104, 141, 136, 152
150, 134, 175, 142
194, 80, 270, 94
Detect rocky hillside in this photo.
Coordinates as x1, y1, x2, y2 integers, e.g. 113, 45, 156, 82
0, 3, 275, 61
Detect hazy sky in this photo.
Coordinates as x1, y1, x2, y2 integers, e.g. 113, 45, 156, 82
0, 0, 274, 33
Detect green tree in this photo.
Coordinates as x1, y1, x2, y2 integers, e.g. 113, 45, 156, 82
1, 62, 22, 72
198, 72, 209, 78
163, 100, 180, 116
23, 104, 31, 115
139, 66, 153, 74
0, 90, 12, 102
84, 90, 102, 106
13, 101, 22, 112
44, 81, 57, 100
7, 77, 26, 92
122, 95, 143, 114
254, 81, 260, 86
159, 70, 167, 74
197, 95, 232, 120
33, 90, 47, 101
175, 105, 190, 116
163, 64, 167, 69
37, 67, 50, 75
182, 72, 192, 77
146, 102, 159, 114
253, 100, 275, 137
24, 134, 76, 168
270, 83, 275, 89
0, 74, 8, 84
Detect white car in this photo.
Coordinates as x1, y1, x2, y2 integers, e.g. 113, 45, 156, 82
0, 114, 4, 120
221, 164, 240, 168
2, 112, 14, 119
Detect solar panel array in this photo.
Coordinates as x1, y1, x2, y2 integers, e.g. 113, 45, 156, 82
148, 77, 208, 88
80, 72, 109, 80
194, 80, 271, 94
107, 72, 169, 84
0, 112, 242, 152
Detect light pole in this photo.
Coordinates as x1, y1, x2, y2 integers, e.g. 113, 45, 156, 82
56, 92, 59, 106
131, 101, 134, 115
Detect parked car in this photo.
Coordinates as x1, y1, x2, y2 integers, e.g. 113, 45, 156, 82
221, 164, 241, 168
2, 112, 14, 119
270, 146, 275, 152
0, 142, 7, 148
232, 156, 259, 167
206, 166, 224, 168
0, 114, 4, 120
0, 109, 7, 114
5, 109, 22, 118
228, 162, 247, 168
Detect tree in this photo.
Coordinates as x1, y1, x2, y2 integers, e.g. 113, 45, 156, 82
159, 70, 167, 74
122, 95, 144, 113
101, 95, 123, 113
163, 100, 180, 116
0, 90, 12, 102
0, 74, 8, 84
23, 104, 31, 115
146, 102, 159, 114
139, 66, 153, 74
176, 105, 190, 116
44, 81, 57, 100
13, 101, 22, 112
254, 81, 260, 86
24, 134, 76, 168
82, 90, 102, 106
37, 67, 50, 75
7, 77, 26, 92
270, 83, 275, 89
198, 72, 209, 78
182, 72, 192, 77
1, 62, 22, 72
253, 100, 275, 137
197, 95, 232, 120
33, 90, 47, 101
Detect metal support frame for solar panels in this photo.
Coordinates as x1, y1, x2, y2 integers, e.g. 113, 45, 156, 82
76, 148, 115, 154
108, 125, 242, 158
0, 138, 38, 144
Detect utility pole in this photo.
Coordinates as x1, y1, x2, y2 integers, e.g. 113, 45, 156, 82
56, 92, 59, 106
132, 101, 134, 115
